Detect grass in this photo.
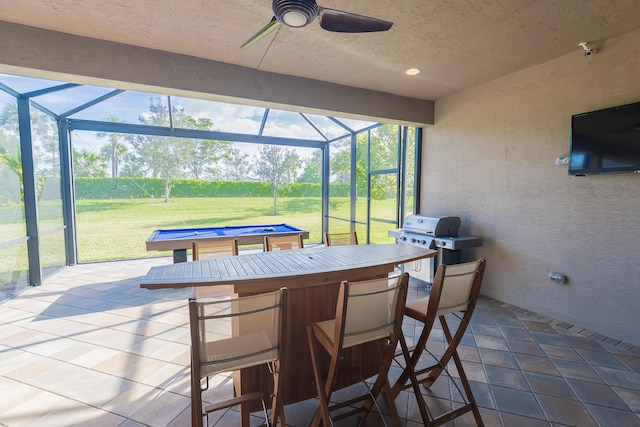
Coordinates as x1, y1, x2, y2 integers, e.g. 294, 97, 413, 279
75, 197, 399, 262
1, 196, 400, 287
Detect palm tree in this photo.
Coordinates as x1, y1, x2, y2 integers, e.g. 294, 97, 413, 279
97, 116, 129, 178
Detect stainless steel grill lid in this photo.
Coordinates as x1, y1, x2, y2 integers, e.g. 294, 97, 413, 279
401, 215, 461, 237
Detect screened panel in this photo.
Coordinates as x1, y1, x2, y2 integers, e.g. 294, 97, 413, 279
328, 217, 351, 235
0, 240, 29, 300
32, 110, 64, 229
171, 97, 264, 134
69, 91, 170, 125
369, 173, 398, 243
262, 109, 324, 139
0, 94, 26, 242
370, 125, 399, 170
40, 228, 66, 271
73, 134, 324, 261
0, 73, 65, 94
303, 114, 349, 140
328, 137, 351, 230
404, 128, 417, 216
330, 117, 377, 132
33, 85, 115, 116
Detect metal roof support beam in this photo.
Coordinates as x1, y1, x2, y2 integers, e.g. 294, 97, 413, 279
30, 100, 58, 119
328, 116, 354, 133
321, 143, 330, 237
350, 131, 358, 236
17, 97, 42, 286
300, 113, 328, 141
60, 89, 125, 118
258, 108, 270, 136
59, 119, 77, 265
21, 83, 79, 98
0, 81, 20, 97
68, 119, 326, 149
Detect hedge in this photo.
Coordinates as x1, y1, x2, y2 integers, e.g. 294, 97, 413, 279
74, 177, 350, 199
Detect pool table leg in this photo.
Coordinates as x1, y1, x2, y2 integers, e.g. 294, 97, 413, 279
173, 249, 188, 263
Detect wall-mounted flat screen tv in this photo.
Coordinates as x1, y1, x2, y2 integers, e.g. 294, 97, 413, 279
569, 101, 640, 176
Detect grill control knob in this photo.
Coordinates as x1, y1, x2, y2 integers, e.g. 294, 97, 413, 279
421, 240, 426, 244
401, 236, 407, 241
410, 238, 416, 243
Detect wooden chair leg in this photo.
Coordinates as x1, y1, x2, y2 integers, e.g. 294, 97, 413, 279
395, 331, 431, 425
307, 325, 334, 427
269, 361, 286, 427
451, 350, 484, 426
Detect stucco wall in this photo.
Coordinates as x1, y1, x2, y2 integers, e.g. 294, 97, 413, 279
422, 29, 640, 345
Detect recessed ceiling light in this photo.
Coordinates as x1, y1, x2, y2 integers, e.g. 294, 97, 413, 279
405, 68, 421, 76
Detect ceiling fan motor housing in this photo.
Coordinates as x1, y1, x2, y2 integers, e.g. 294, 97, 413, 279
273, 0, 318, 27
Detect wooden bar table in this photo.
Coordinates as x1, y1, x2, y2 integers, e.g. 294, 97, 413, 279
140, 244, 436, 424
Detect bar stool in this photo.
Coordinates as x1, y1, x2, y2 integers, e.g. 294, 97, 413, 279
323, 231, 358, 246
191, 238, 239, 299
189, 288, 288, 427
306, 273, 409, 427
263, 234, 304, 251
392, 259, 487, 426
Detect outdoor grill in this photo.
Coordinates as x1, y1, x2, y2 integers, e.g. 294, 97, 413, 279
388, 215, 482, 287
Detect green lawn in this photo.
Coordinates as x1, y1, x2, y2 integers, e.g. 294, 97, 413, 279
75, 197, 399, 262
1, 196, 400, 285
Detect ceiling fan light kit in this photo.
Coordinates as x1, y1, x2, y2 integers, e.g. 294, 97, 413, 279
275, 0, 317, 27
241, 0, 393, 47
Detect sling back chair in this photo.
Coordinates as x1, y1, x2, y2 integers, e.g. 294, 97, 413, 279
306, 273, 409, 427
323, 231, 358, 246
191, 239, 239, 299
192, 238, 239, 261
189, 288, 288, 427
391, 259, 487, 426
263, 234, 304, 251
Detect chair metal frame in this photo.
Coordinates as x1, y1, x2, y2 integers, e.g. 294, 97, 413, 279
263, 234, 304, 251
306, 273, 410, 427
189, 288, 288, 427
323, 231, 358, 246
391, 259, 487, 427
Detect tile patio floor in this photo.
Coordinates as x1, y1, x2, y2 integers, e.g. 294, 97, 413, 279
1, 257, 639, 426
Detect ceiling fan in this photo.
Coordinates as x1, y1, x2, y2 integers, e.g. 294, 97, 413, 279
241, 0, 393, 48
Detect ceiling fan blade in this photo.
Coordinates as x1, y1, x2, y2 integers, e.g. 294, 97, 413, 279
241, 17, 282, 48
318, 7, 393, 33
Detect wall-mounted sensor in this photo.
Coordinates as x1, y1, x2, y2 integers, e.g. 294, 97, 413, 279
578, 41, 596, 57
548, 272, 566, 284
556, 155, 569, 166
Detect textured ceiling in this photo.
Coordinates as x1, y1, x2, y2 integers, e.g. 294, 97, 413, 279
0, 0, 639, 101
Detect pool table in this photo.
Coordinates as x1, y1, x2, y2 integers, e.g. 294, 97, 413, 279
145, 223, 310, 263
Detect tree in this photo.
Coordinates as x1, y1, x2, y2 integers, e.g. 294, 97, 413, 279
253, 145, 300, 215
131, 97, 232, 201
73, 148, 107, 177
221, 147, 251, 181
97, 116, 129, 178
329, 125, 401, 200
31, 109, 60, 176
131, 97, 191, 202
0, 103, 58, 177
181, 116, 231, 180
118, 152, 146, 177
0, 104, 22, 201
297, 150, 322, 183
